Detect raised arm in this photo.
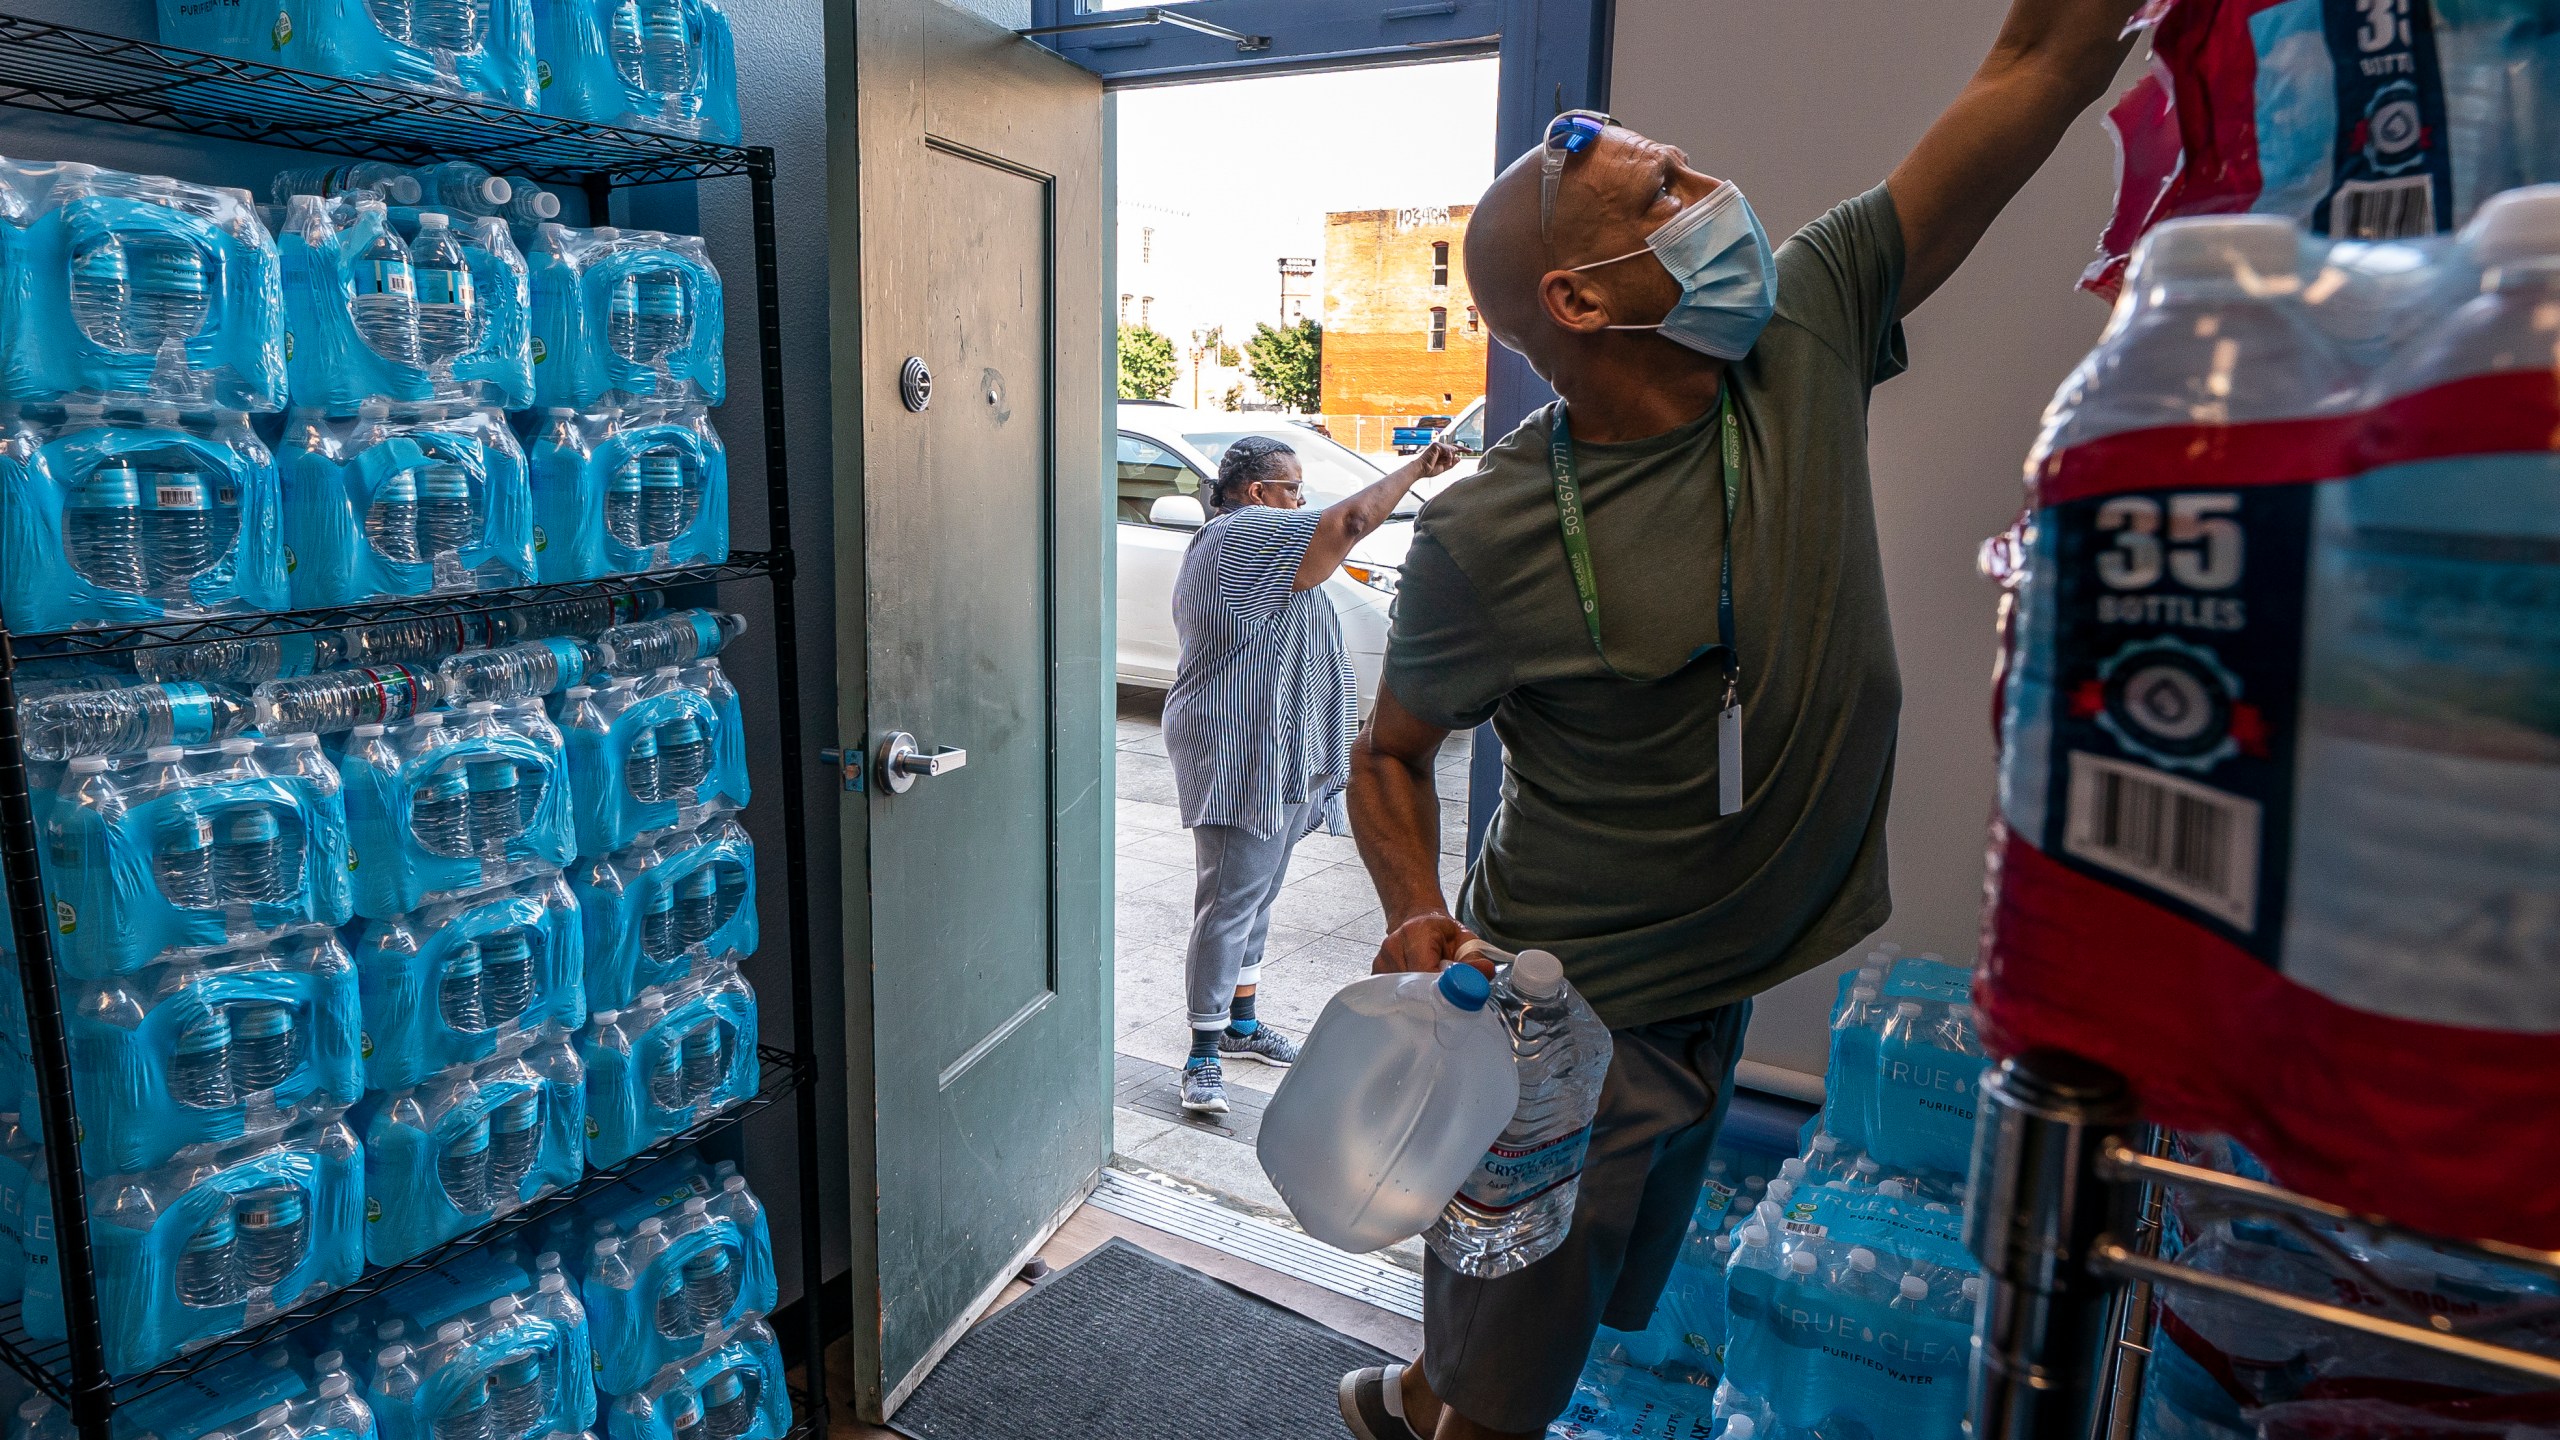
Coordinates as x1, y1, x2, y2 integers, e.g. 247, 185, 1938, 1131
1292, 439, 1462, 590
1887, 0, 2144, 315
1349, 687, 1485, 975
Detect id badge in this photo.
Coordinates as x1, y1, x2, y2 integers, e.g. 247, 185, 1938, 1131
1719, 701, 1743, 815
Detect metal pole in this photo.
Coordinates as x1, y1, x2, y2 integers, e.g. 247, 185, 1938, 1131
745, 146, 831, 1436
0, 630, 115, 1437
1964, 1049, 2139, 1440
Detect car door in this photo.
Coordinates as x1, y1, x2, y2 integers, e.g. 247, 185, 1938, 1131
1113, 431, 1201, 686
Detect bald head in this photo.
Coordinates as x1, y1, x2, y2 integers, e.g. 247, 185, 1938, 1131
1461, 124, 1729, 380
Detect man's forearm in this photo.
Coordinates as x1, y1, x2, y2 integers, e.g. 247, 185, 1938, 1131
1348, 731, 1448, 929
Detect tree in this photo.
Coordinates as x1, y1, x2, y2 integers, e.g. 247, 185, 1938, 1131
1244, 319, 1322, 414
1117, 324, 1177, 401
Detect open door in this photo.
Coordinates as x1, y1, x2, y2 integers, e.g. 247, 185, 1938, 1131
826, 0, 1111, 1421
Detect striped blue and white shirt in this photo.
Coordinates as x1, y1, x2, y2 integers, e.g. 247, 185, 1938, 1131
1163, 505, 1357, 840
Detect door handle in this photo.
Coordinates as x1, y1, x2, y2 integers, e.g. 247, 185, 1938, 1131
876, 731, 967, 794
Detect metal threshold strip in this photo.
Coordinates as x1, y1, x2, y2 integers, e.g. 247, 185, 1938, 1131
1088, 1165, 1425, 1321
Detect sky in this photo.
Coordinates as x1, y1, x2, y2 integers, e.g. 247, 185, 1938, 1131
1114, 58, 1500, 339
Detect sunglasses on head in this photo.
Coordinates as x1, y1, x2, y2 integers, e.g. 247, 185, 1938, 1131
1541, 109, 1615, 239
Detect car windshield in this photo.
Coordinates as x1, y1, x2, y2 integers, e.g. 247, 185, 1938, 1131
1183, 428, 1419, 517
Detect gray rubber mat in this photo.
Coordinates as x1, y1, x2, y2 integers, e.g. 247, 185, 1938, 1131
890, 1236, 1397, 1440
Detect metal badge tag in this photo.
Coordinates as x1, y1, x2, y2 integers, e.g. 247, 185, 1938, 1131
1719, 701, 1743, 816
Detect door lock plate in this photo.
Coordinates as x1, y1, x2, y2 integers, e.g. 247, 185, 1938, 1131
818, 747, 868, 793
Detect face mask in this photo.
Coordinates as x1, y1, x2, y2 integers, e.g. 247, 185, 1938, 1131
1572, 181, 1776, 360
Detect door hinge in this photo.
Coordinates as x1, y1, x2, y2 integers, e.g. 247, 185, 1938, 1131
818, 747, 867, 793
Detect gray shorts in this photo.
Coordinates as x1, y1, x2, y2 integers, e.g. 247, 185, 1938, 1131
1422, 1000, 1751, 1434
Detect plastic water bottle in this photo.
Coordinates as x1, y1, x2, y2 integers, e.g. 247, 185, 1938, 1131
1889, 1273, 1931, 1314
412, 163, 510, 215
230, 1000, 297, 1091
625, 718, 663, 806
641, 1021, 687, 1109
254, 664, 437, 736
350, 203, 423, 366
486, 1342, 549, 1438
1830, 1245, 1892, 1302
480, 927, 536, 1027
701, 1369, 754, 1440
712, 857, 748, 935
369, 464, 424, 565
496, 182, 561, 228
657, 704, 707, 796
411, 213, 481, 370
681, 1019, 724, 1099
609, 266, 690, 366
128, 226, 212, 351
465, 754, 523, 851
178, 1203, 242, 1308
135, 636, 297, 687
413, 768, 473, 860
314, 1367, 374, 1440
594, 610, 747, 674
1427, 948, 1611, 1276
441, 938, 487, 1033
439, 638, 589, 704
605, 459, 645, 550
639, 883, 681, 963
417, 464, 480, 561
639, 452, 687, 545
171, 1004, 237, 1109
156, 809, 220, 911
666, 1393, 706, 1440
607, 0, 696, 96
67, 458, 148, 594
145, 461, 217, 588
23, 683, 253, 762
440, 1111, 493, 1214
673, 865, 719, 946
234, 1183, 307, 1287
486, 1088, 542, 1199
216, 803, 293, 905
1257, 964, 1518, 1252
432, 1365, 494, 1440
271, 164, 423, 206
70, 231, 132, 350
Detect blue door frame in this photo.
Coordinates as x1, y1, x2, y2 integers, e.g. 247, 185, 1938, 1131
1033, 0, 1608, 858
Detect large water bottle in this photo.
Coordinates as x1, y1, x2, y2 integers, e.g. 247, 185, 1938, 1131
411, 214, 481, 371
66, 458, 148, 594
596, 604, 747, 671
1256, 964, 1518, 1252
144, 457, 217, 590
1425, 948, 1613, 1277
479, 927, 536, 1027
672, 865, 719, 946
440, 639, 589, 705
417, 464, 481, 563
638, 452, 687, 545
440, 1112, 493, 1215
412, 163, 511, 216
178, 1202, 244, 1308
608, 0, 697, 97
254, 663, 438, 736
350, 203, 424, 367
369, 463, 424, 565
605, 459, 645, 550
171, 1003, 237, 1109
21, 682, 251, 761
233, 1183, 307, 1287
231, 999, 298, 1091
609, 266, 690, 367
271, 164, 423, 206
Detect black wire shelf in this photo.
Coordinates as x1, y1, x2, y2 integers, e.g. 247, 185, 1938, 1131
6, 553, 784, 660
0, 12, 753, 186
0, 1046, 810, 1406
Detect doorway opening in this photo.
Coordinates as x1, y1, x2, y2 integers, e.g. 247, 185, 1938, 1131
1106, 56, 1498, 1263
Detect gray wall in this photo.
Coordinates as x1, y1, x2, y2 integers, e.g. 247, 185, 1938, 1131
1608, 0, 2129, 1082
0, 0, 848, 1310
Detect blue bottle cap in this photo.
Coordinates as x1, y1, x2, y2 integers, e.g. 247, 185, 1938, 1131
1435, 964, 1490, 1012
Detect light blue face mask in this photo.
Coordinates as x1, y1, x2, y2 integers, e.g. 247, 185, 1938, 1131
1572, 181, 1776, 360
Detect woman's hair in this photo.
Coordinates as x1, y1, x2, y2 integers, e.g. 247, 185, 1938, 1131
1209, 435, 1297, 514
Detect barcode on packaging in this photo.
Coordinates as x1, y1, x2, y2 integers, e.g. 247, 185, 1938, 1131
2063, 751, 2261, 931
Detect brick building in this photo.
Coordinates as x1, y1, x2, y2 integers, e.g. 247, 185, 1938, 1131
1318, 203, 1488, 433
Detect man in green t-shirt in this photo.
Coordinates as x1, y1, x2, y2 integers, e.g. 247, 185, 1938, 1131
1334, 3, 2144, 1437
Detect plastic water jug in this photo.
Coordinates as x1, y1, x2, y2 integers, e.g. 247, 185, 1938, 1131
1256, 964, 1517, 1253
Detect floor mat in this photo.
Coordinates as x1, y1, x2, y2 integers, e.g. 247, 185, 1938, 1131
890, 1236, 1396, 1440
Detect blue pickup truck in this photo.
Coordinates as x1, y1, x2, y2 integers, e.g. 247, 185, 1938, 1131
1392, 415, 1452, 453
1391, 397, 1484, 456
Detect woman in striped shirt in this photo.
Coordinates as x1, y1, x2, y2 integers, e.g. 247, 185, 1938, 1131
1163, 432, 1461, 1114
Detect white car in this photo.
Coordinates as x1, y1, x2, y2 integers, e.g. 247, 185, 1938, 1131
1115, 404, 1424, 713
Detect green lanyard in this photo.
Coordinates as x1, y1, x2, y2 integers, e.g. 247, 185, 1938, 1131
1547, 386, 1747, 814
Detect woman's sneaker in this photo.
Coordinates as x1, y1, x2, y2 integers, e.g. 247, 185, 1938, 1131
1179, 1059, 1228, 1114
1218, 1023, 1300, 1068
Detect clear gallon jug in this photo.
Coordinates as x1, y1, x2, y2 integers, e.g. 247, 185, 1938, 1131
1256, 964, 1517, 1253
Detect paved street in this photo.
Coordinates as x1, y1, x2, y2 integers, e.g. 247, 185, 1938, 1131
1111, 685, 1470, 1240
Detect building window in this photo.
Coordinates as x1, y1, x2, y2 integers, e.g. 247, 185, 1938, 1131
1466, 306, 1480, 332
1431, 241, 1449, 287
1118, 293, 1131, 323
1142, 226, 1155, 264
1428, 306, 1448, 351
1141, 296, 1154, 326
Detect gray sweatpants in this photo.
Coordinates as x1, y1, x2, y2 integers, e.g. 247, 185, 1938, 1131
1183, 800, 1314, 1031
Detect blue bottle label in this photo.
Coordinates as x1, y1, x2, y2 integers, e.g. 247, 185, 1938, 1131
689, 613, 722, 656
163, 682, 217, 745
358, 261, 415, 299
417, 267, 476, 309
